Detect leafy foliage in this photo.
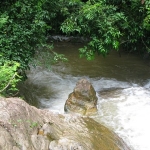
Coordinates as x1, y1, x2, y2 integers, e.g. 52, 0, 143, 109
0, 0, 65, 96
0, 61, 22, 96
61, 0, 150, 59
107, 0, 149, 53
0, 0, 150, 96
144, 0, 150, 31
61, 0, 127, 59
0, 0, 52, 72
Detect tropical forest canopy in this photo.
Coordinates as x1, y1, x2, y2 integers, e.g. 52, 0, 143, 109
0, 0, 150, 95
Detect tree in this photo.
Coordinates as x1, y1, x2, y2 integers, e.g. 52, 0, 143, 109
60, 0, 150, 59
0, 0, 67, 96
105, 0, 150, 53
1, 0, 150, 96
0, 0, 51, 70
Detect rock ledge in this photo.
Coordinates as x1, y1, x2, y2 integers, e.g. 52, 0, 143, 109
0, 97, 130, 150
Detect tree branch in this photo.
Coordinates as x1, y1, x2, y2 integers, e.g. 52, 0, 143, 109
0, 73, 16, 93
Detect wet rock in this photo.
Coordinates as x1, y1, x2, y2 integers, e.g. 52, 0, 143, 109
48, 35, 90, 43
0, 97, 130, 150
48, 35, 73, 42
64, 78, 98, 115
98, 87, 124, 99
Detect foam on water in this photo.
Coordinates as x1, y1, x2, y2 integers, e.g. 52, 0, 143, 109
96, 85, 150, 150
24, 67, 150, 150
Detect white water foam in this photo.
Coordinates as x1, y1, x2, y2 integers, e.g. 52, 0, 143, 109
97, 85, 150, 150
25, 68, 150, 150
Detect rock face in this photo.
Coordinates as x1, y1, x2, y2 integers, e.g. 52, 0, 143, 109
0, 97, 130, 150
64, 79, 98, 115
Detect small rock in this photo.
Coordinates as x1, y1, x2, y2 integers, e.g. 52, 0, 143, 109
64, 79, 98, 115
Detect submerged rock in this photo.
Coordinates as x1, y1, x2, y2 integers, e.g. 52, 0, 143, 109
0, 97, 130, 150
64, 78, 98, 115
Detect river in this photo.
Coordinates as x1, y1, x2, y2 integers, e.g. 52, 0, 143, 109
20, 42, 150, 150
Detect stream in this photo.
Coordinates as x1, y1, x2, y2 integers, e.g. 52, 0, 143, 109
20, 42, 150, 150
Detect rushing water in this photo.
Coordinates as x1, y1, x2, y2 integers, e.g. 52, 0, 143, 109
20, 42, 150, 150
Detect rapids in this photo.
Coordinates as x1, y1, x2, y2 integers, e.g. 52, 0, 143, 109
20, 42, 150, 150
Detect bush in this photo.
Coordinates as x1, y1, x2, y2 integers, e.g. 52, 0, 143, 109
0, 60, 22, 96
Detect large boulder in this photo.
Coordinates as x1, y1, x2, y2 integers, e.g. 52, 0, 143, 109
0, 97, 130, 150
64, 78, 98, 115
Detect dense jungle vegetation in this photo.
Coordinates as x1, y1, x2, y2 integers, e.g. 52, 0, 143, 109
0, 0, 150, 96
